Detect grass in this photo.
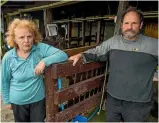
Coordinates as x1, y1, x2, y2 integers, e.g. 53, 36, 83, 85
86, 108, 158, 122
89, 110, 106, 122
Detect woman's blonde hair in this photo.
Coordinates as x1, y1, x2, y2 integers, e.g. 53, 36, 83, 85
5, 18, 41, 48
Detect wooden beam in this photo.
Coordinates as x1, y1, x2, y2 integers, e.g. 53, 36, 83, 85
54, 74, 104, 104
144, 15, 158, 18
43, 8, 53, 40
45, 66, 58, 122
88, 22, 93, 46
82, 20, 86, 46
101, 20, 105, 41
96, 20, 102, 44
89, 22, 92, 36
5, 15, 11, 28
1, 0, 8, 6
52, 16, 115, 24
67, 17, 72, 48
7, 1, 82, 16
113, 1, 129, 35
64, 45, 96, 57
51, 61, 104, 79
55, 92, 101, 122
78, 22, 81, 39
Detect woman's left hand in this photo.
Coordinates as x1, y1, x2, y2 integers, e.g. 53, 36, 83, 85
34, 60, 46, 75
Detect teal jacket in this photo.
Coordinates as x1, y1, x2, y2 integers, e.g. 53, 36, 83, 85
2, 42, 68, 105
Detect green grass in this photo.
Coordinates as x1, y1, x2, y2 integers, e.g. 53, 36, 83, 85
89, 110, 106, 122
87, 109, 158, 122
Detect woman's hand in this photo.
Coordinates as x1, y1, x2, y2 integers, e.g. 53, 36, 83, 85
34, 60, 46, 75
5, 104, 12, 110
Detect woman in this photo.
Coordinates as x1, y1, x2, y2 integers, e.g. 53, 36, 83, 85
2, 18, 68, 122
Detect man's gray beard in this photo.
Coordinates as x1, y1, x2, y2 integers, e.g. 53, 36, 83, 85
122, 32, 139, 40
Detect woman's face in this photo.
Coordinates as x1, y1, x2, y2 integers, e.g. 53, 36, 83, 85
14, 27, 34, 52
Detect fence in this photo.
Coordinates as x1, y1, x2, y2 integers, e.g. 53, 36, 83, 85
44, 46, 106, 122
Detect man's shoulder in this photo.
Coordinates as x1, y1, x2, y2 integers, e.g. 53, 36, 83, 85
141, 34, 158, 48
103, 35, 120, 43
141, 34, 158, 42
107, 35, 121, 40
100, 35, 121, 48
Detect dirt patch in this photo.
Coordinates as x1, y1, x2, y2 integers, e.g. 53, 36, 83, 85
1, 96, 14, 122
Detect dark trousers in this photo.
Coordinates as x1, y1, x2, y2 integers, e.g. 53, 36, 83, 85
106, 93, 152, 122
11, 98, 46, 122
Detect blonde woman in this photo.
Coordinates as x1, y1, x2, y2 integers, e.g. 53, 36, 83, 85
2, 18, 68, 122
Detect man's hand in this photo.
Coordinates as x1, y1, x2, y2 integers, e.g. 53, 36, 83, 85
5, 104, 12, 110
34, 60, 46, 75
68, 53, 82, 66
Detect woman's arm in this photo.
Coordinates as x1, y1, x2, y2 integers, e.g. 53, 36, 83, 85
2, 53, 12, 105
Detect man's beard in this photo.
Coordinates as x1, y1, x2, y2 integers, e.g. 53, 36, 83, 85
122, 29, 139, 40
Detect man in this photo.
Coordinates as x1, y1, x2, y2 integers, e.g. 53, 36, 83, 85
69, 7, 158, 122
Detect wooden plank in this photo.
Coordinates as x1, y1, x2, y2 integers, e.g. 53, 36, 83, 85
44, 9, 53, 40
89, 22, 92, 45
51, 61, 104, 79
96, 20, 101, 44
64, 45, 96, 57
7, 1, 82, 16
55, 92, 101, 122
101, 20, 105, 41
52, 16, 115, 24
54, 74, 104, 104
113, 1, 128, 35
82, 20, 86, 46
67, 17, 72, 48
45, 66, 58, 122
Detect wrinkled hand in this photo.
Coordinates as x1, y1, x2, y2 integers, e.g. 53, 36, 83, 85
34, 60, 46, 75
68, 53, 82, 66
5, 104, 12, 110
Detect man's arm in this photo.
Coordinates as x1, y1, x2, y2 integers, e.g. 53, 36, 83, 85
82, 40, 111, 63
69, 37, 113, 66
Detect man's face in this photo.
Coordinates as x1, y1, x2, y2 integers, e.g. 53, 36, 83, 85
14, 27, 34, 52
121, 11, 143, 40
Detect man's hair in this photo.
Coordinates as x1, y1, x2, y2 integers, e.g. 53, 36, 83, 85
121, 6, 144, 24
5, 18, 41, 48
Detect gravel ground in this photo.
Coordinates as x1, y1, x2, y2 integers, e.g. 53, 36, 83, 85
1, 97, 14, 122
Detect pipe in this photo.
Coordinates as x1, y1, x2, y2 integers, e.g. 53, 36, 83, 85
87, 107, 99, 121
57, 78, 64, 110
144, 15, 158, 18
97, 61, 108, 115
52, 16, 115, 24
